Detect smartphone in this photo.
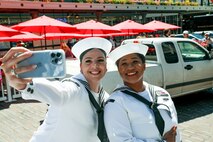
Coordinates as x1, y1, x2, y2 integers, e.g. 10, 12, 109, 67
17, 49, 66, 79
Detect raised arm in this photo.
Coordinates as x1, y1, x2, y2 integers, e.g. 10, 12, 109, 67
0, 47, 35, 90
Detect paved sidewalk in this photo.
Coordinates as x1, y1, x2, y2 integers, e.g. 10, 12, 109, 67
0, 90, 212, 142
0, 99, 48, 142
174, 90, 213, 142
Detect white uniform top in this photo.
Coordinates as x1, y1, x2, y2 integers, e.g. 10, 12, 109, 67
104, 82, 181, 142
21, 73, 109, 142
203, 37, 213, 45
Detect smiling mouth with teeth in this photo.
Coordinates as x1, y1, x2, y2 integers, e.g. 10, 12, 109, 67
90, 71, 100, 75
127, 72, 137, 76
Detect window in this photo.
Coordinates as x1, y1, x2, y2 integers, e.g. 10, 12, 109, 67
161, 42, 178, 63
144, 44, 157, 61
177, 41, 208, 62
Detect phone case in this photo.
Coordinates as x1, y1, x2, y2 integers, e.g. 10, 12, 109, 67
17, 49, 66, 78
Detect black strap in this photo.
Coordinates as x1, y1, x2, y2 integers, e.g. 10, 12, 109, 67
121, 90, 165, 136
85, 88, 109, 142
74, 78, 109, 142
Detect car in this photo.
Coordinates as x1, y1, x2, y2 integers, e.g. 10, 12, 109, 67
193, 31, 213, 38
174, 33, 213, 48
174, 33, 204, 41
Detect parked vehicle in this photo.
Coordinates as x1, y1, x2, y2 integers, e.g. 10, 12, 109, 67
174, 33, 204, 42
193, 31, 213, 48
66, 38, 213, 97
193, 31, 213, 38
174, 33, 211, 48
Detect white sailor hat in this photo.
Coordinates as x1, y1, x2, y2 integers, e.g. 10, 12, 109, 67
205, 32, 210, 35
72, 37, 112, 60
183, 30, 189, 34
109, 43, 148, 63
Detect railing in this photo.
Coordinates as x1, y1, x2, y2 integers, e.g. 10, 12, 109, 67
20, 0, 202, 6
0, 69, 22, 102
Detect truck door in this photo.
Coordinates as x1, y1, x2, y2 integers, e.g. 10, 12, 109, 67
160, 42, 183, 97
177, 41, 213, 94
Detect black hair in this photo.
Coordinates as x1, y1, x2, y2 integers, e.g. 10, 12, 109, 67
79, 48, 106, 62
115, 53, 146, 67
163, 29, 171, 37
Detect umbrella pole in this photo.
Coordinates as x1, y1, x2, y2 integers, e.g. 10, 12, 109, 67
45, 35, 47, 49
128, 29, 130, 39
92, 29, 93, 37
44, 26, 47, 49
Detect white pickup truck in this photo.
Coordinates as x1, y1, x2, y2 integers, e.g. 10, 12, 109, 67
66, 37, 213, 97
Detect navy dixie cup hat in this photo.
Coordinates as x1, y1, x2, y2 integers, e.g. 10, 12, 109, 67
72, 37, 112, 60
109, 43, 149, 63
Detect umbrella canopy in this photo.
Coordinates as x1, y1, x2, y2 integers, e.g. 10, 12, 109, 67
43, 32, 138, 40
144, 20, 181, 30
11, 15, 77, 33
112, 19, 155, 35
43, 33, 110, 40
11, 15, 77, 47
73, 20, 120, 36
0, 32, 43, 42
0, 25, 21, 37
108, 32, 139, 37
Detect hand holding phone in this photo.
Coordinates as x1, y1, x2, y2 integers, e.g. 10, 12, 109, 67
17, 49, 66, 79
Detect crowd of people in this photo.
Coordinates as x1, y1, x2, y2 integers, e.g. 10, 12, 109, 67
0, 37, 182, 142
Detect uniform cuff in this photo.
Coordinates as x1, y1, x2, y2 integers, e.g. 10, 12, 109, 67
21, 81, 34, 94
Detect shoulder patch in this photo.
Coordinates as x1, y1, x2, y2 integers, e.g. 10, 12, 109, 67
155, 90, 169, 97
105, 99, 115, 105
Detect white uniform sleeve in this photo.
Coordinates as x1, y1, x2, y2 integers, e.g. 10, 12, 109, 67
21, 78, 79, 106
156, 87, 181, 142
104, 98, 160, 142
170, 98, 182, 142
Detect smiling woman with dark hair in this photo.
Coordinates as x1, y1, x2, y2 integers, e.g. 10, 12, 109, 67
0, 37, 112, 142
104, 43, 181, 142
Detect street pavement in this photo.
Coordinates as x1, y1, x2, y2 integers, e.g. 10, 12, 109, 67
0, 90, 212, 142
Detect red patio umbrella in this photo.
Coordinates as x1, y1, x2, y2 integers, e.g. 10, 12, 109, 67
112, 19, 155, 35
0, 32, 43, 42
43, 32, 137, 40
0, 25, 21, 37
11, 15, 77, 47
108, 32, 139, 37
144, 20, 181, 30
43, 33, 110, 40
73, 20, 120, 36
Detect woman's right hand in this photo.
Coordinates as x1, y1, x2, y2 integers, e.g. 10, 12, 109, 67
163, 126, 177, 142
0, 47, 35, 90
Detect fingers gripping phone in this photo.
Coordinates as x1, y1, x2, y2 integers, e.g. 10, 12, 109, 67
17, 49, 66, 78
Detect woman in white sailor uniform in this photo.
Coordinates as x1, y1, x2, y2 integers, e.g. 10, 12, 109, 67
0, 37, 112, 142
104, 43, 181, 142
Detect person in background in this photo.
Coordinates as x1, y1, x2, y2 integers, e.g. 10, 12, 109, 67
136, 36, 143, 39
0, 37, 112, 142
202, 32, 212, 51
163, 29, 171, 37
183, 30, 189, 38
66, 39, 73, 50
104, 43, 181, 142
16, 40, 26, 47
60, 40, 73, 58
